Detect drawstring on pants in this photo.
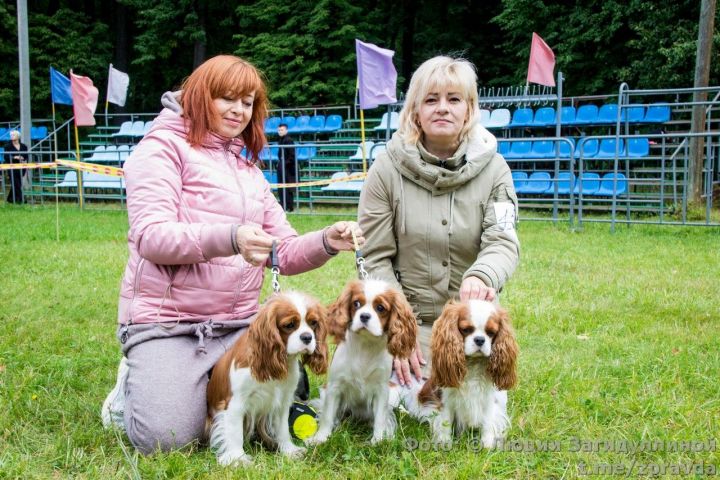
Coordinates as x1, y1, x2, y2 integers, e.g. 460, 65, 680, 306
194, 320, 215, 355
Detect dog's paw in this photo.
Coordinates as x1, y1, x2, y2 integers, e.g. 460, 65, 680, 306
305, 430, 330, 445
481, 435, 500, 449
217, 450, 253, 467
281, 445, 306, 459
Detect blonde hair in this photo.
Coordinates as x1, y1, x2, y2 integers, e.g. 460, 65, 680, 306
397, 56, 478, 145
9, 130, 20, 141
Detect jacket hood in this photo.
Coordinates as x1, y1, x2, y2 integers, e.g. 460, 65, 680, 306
386, 123, 498, 194
150, 90, 246, 156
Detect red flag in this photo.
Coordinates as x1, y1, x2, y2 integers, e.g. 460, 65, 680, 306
526, 33, 556, 87
70, 71, 99, 126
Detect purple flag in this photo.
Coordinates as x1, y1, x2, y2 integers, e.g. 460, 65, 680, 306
356, 39, 397, 110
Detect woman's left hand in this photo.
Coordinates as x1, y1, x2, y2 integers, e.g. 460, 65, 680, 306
324, 221, 364, 252
459, 276, 496, 301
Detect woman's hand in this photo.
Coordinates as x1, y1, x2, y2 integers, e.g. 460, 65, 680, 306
393, 339, 426, 386
459, 276, 495, 301
323, 221, 364, 252
235, 225, 277, 266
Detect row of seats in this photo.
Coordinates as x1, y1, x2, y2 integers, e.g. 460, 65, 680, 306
112, 120, 153, 138
244, 144, 319, 162
0, 126, 49, 141
480, 104, 671, 129
499, 137, 650, 159
85, 144, 135, 162
55, 171, 126, 189
264, 115, 343, 135
349, 141, 386, 160
512, 171, 628, 196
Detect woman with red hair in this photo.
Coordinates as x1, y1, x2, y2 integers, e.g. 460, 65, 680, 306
100, 55, 363, 454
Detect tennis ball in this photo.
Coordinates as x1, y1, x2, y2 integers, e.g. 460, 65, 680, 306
289, 402, 318, 440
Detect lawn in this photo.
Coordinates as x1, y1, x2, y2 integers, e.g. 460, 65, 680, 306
1, 204, 719, 479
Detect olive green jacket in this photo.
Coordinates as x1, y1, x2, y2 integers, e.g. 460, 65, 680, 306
358, 124, 520, 324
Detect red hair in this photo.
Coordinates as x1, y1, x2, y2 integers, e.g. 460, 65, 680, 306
180, 55, 268, 161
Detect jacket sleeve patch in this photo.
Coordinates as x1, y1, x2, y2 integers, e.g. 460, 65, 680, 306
493, 201, 516, 232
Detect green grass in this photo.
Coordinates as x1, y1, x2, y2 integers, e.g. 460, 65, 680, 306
1, 204, 719, 479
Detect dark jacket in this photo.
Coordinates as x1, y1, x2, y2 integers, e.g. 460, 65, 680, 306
4, 142, 29, 163
277, 134, 296, 181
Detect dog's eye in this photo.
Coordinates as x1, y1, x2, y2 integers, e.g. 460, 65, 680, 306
460, 326, 474, 335
353, 300, 361, 308
375, 304, 386, 313
283, 321, 296, 331
307, 319, 318, 328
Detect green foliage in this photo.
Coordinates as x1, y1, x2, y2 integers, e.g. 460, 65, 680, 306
0, 205, 719, 478
492, 0, 720, 95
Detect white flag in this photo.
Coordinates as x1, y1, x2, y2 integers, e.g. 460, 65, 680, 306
106, 64, 129, 107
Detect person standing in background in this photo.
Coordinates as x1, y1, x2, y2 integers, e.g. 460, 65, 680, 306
277, 123, 297, 211
4, 130, 29, 204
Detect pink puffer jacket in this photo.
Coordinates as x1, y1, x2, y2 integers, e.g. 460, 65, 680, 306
117, 105, 331, 325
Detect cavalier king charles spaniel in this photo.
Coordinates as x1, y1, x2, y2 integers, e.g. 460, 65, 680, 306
307, 279, 417, 445
404, 299, 518, 448
206, 292, 328, 466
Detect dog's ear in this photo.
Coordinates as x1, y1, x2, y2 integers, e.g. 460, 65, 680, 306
387, 289, 418, 358
327, 280, 360, 342
248, 300, 288, 381
431, 301, 467, 388
304, 302, 329, 375
487, 308, 518, 390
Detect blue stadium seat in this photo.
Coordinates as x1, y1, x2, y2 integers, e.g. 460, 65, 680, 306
323, 114, 343, 132
0, 128, 8, 142
505, 141, 532, 159
478, 109, 491, 126
308, 115, 326, 133
497, 141, 510, 156
291, 115, 311, 134
262, 170, 278, 185
596, 138, 625, 159
86, 145, 106, 162
573, 172, 601, 195
559, 138, 575, 158
31, 126, 48, 140
510, 108, 534, 127
142, 121, 153, 135
597, 104, 619, 124
626, 138, 649, 157
374, 112, 400, 131
574, 105, 599, 124
349, 141, 374, 160
117, 144, 131, 162
259, 146, 278, 162
0, 146, 4, 163
593, 172, 628, 196
531, 140, 555, 158
511, 171, 528, 192
532, 107, 556, 126
279, 116, 296, 131
561, 106, 577, 125
575, 138, 599, 158
295, 144, 317, 161
553, 171, 576, 195
643, 104, 671, 123
265, 117, 281, 134
523, 171, 552, 194
621, 105, 645, 123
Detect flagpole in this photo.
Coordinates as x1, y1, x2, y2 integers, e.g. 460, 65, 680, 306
356, 76, 367, 174
74, 123, 84, 209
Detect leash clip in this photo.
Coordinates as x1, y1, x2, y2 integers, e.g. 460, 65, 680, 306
271, 240, 281, 293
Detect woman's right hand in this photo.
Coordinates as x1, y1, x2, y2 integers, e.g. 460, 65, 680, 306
235, 225, 277, 266
393, 339, 426, 386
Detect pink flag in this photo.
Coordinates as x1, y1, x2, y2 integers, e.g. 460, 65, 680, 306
70, 71, 99, 126
526, 33, 556, 87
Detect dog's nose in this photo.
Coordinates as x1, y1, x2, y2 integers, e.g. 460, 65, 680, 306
359, 313, 371, 324
474, 336, 485, 347
300, 332, 313, 345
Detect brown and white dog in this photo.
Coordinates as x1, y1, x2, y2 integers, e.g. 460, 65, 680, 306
206, 292, 328, 466
404, 299, 518, 448
307, 279, 417, 445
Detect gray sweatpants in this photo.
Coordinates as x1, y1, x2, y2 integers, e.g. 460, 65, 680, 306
118, 318, 253, 454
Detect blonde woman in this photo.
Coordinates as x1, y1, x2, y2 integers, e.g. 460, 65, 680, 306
358, 56, 520, 385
